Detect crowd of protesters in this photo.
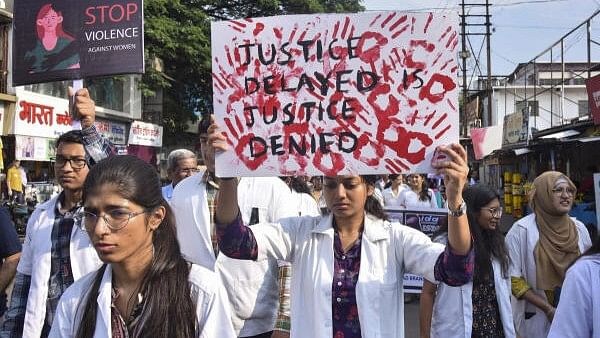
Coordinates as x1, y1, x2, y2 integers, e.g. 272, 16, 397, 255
0, 89, 597, 338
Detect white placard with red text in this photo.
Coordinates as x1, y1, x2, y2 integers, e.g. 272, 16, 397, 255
212, 12, 459, 177
128, 120, 163, 147
14, 89, 74, 138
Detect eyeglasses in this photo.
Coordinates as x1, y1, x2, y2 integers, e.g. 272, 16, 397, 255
83, 209, 147, 231
481, 207, 503, 218
551, 187, 576, 196
54, 156, 87, 169
177, 167, 199, 175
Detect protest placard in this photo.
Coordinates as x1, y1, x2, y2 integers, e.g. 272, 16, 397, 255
212, 12, 459, 177
13, 0, 144, 86
386, 206, 448, 293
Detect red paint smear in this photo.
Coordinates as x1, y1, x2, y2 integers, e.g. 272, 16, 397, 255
212, 73, 226, 91
419, 74, 456, 104
233, 46, 248, 75
450, 66, 458, 73
229, 25, 243, 33
381, 12, 397, 28
224, 46, 234, 67
356, 31, 388, 63
367, 84, 399, 118
332, 21, 340, 39
435, 125, 451, 139
369, 14, 382, 27
353, 133, 384, 166
423, 111, 437, 126
431, 113, 448, 130
411, 17, 416, 34
447, 99, 457, 111
230, 20, 247, 28
440, 58, 453, 71
407, 110, 419, 126
289, 26, 298, 42
431, 52, 443, 67
313, 150, 345, 176
424, 13, 434, 33
234, 133, 268, 171
253, 23, 265, 36
446, 31, 458, 48
439, 26, 452, 42
348, 26, 355, 39
389, 15, 408, 31
224, 117, 239, 139
392, 25, 410, 39
273, 27, 282, 39
341, 16, 350, 38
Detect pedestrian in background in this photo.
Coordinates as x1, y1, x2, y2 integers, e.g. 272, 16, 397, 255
400, 174, 439, 209
506, 171, 592, 337
162, 149, 198, 201
548, 234, 600, 338
50, 155, 234, 337
420, 184, 515, 338
382, 174, 407, 208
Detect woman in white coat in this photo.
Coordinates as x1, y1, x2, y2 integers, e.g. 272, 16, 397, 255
399, 174, 439, 209
548, 235, 600, 338
420, 184, 515, 338
209, 120, 474, 338
49, 155, 235, 338
506, 171, 592, 338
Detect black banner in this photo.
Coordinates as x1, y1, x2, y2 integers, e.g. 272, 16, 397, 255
13, 0, 144, 86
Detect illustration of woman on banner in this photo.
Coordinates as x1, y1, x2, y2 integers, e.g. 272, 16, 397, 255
24, 3, 80, 73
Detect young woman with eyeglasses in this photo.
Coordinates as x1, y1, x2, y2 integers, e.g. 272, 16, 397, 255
208, 118, 475, 338
49, 155, 235, 338
420, 184, 515, 338
506, 171, 592, 338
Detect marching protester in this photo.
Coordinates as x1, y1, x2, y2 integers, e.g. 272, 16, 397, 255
162, 149, 198, 201
171, 116, 296, 338
209, 118, 474, 338
382, 174, 407, 208
0, 88, 113, 338
548, 234, 600, 338
506, 171, 592, 337
400, 174, 439, 209
0, 207, 21, 322
48, 155, 234, 337
420, 184, 515, 338
6, 161, 24, 204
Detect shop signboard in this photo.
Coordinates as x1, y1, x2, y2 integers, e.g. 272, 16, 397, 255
386, 207, 448, 293
212, 12, 460, 177
13, 0, 144, 86
15, 135, 56, 161
128, 120, 162, 147
586, 74, 600, 125
14, 89, 74, 138
94, 119, 127, 144
503, 111, 528, 145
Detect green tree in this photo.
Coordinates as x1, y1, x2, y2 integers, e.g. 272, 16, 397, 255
143, 0, 364, 146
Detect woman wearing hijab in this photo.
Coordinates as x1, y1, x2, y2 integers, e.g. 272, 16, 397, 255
506, 171, 592, 337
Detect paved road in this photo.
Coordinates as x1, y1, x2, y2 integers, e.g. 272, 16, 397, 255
405, 296, 420, 337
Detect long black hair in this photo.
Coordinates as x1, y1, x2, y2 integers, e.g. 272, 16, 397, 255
362, 175, 388, 220
463, 184, 510, 280
76, 155, 196, 338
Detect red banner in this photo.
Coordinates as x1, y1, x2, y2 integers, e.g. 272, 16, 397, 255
586, 74, 600, 125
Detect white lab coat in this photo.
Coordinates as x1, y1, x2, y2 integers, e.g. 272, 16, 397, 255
382, 185, 408, 208
505, 213, 592, 338
172, 175, 297, 336
49, 264, 236, 338
14, 195, 102, 338
290, 190, 321, 217
548, 254, 600, 338
430, 258, 516, 338
250, 212, 446, 338
399, 189, 439, 208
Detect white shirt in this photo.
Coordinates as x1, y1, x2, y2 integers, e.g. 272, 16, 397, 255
172, 175, 297, 336
10, 195, 102, 337
382, 185, 408, 208
548, 254, 600, 338
506, 214, 592, 338
399, 188, 438, 209
290, 190, 321, 217
250, 213, 445, 338
49, 264, 235, 338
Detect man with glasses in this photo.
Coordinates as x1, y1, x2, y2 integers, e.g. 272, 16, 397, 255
0, 88, 114, 338
162, 149, 198, 201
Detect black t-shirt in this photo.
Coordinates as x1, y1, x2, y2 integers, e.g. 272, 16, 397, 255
0, 207, 22, 315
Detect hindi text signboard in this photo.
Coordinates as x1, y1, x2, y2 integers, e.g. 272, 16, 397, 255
13, 0, 144, 86
212, 12, 459, 177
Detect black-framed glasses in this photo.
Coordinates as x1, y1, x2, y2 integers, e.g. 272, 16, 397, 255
481, 207, 503, 218
54, 156, 87, 169
551, 187, 576, 197
83, 209, 147, 231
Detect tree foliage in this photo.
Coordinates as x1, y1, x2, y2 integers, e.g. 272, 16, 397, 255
143, 0, 364, 145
